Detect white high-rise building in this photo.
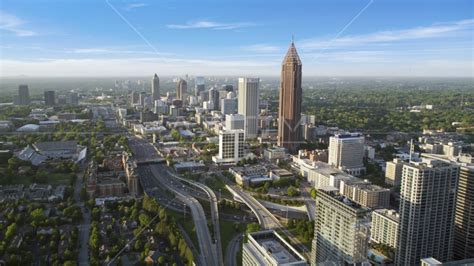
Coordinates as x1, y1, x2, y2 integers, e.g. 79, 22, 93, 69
395, 159, 459, 266
311, 187, 370, 265
328, 133, 366, 176
238, 77, 259, 139
212, 129, 245, 164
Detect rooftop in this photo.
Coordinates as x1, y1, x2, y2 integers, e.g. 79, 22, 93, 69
374, 209, 400, 223
319, 187, 368, 211
34, 141, 77, 151
249, 230, 306, 265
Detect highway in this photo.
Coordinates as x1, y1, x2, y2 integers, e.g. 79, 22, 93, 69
227, 185, 311, 257
227, 185, 279, 229
128, 137, 219, 266
225, 234, 242, 266
149, 164, 219, 266
167, 171, 224, 266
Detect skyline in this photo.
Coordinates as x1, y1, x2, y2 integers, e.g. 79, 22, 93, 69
1, 0, 473, 77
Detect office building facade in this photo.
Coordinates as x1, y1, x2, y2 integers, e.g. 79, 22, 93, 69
328, 133, 366, 176
311, 187, 370, 265
371, 209, 399, 249
278, 42, 303, 153
395, 159, 459, 265
176, 78, 187, 102
152, 73, 160, 101
238, 77, 259, 139
18, 85, 30, 105
44, 90, 55, 106
212, 129, 245, 164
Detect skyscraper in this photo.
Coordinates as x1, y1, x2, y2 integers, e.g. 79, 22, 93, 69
195, 76, 205, 96
152, 73, 160, 101
18, 85, 30, 105
311, 187, 370, 265
328, 133, 366, 176
209, 87, 220, 110
237, 77, 259, 139
278, 42, 302, 153
421, 153, 474, 260
44, 90, 55, 106
452, 155, 474, 260
176, 78, 187, 101
395, 159, 459, 265
221, 92, 237, 115
69, 92, 79, 105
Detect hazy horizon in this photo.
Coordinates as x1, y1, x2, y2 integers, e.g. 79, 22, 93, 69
1, 0, 473, 78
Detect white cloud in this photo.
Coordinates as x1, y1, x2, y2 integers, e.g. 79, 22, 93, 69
0, 11, 36, 37
124, 3, 148, 11
167, 20, 254, 30
300, 19, 474, 50
68, 47, 174, 56
241, 44, 281, 53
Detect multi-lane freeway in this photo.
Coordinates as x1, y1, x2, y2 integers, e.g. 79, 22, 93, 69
128, 136, 220, 266
167, 171, 224, 266
149, 164, 219, 266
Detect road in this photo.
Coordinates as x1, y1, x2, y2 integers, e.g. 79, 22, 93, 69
227, 185, 279, 229
149, 164, 219, 266
300, 183, 317, 221
129, 136, 222, 265
225, 234, 242, 266
227, 184, 311, 257
167, 171, 224, 266
73, 172, 91, 266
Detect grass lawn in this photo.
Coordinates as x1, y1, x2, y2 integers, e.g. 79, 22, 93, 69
220, 218, 246, 256
48, 173, 74, 185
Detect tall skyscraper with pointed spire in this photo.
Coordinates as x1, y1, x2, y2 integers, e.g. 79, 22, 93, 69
278, 41, 302, 153
152, 73, 160, 101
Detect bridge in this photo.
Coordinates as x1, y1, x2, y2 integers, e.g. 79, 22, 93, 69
135, 158, 166, 165
226, 184, 311, 257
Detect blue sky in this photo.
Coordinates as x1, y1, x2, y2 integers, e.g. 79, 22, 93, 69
0, 0, 473, 77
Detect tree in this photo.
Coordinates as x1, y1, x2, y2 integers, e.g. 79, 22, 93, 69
139, 213, 151, 226
30, 208, 45, 223
5, 223, 17, 240
310, 188, 317, 199
246, 223, 260, 233
287, 186, 299, 197
158, 256, 165, 264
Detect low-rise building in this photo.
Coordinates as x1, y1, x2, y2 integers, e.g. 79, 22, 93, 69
243, 230, 307, 266
264, 146, 287, 161
229, 165, 271, 186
